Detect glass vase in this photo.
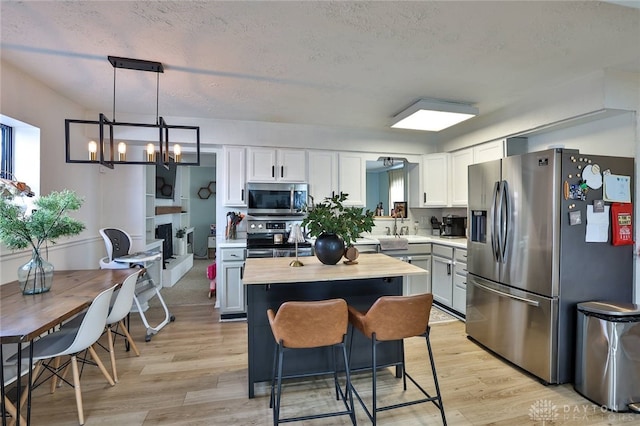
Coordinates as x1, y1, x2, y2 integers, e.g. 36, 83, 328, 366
18, 249, 54, 295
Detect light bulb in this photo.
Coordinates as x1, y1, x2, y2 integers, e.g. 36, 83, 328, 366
88, 141, 97, 161
118, 142, 127, 161
146, 143, 155, 162
173, 144, 181, 162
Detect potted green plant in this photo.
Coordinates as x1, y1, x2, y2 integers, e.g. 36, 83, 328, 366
175, 227, 187, 239
0, 189, 85, 294
175, 227, 188, 256
302, 193, 375, 265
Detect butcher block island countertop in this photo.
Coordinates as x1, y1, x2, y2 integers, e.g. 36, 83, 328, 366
242, 252, 427, 285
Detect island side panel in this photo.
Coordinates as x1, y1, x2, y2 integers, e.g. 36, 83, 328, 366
247, 277, 403, 398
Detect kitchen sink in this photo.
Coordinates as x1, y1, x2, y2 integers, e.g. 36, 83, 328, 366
378, 237, 409, 251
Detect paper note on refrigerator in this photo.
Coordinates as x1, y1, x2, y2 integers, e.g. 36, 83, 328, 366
585, 205, 610, 243
603, 174, 631, 203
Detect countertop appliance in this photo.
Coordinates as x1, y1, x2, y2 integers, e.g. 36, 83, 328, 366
440, 215, 466, 237
246, 182, 308, 216
430, 216, 441, 236
246, 217, 312, 258
466, 148, 634, 384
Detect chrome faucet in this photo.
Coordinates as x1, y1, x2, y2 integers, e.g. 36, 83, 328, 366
393, 215, 398, 237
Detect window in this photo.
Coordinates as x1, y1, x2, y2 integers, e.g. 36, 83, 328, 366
1, 123, 13, 179
0, 115, 40, 200
388, 168, 405, 212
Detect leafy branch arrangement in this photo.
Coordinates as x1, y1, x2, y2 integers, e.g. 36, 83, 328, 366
0, 190, 85, 253
301, 193, 375, 247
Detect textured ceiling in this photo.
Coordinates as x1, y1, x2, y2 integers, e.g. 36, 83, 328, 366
1, 1, 639, 132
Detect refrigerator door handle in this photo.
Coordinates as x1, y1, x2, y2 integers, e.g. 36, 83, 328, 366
491, 181, 501, 262
500, 180, 510, 262
474, 281, 540, 307
496, 180, 505, 263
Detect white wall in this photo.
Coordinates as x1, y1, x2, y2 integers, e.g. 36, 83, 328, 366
438, 70, 639, 152
527, 112, 636, 157
0, 60, 106, 284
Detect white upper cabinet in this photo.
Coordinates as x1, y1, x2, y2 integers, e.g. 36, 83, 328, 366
247, 147, 306, 182
422, 153, 450, 207
448, 140, 507, 207
473, 140, 504, 164
223, 146, 247, 207
307, 150, 339, 203
450, 148, 473, 207
338, 153, 366, 206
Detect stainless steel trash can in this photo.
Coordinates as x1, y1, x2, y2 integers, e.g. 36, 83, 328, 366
575, 301, 640, 412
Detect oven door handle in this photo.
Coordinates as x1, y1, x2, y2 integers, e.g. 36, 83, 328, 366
246, 249, 275, 258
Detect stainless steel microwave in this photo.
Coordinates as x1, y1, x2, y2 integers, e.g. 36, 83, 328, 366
246, 183, 308, 215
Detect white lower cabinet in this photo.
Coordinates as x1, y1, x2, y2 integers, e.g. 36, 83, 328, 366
219, 247, 246, 320
405, 255, 431, 295
452, 248, 467, 315
431, 245, 453, 307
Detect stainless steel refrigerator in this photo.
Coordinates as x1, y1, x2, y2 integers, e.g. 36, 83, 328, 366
466, 148, 634, 384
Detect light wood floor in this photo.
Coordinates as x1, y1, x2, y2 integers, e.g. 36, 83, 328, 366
10, 301, 638, 425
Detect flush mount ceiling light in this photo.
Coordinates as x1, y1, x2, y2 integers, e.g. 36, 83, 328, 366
65, 56, 200, 168
390, 99, 478, 132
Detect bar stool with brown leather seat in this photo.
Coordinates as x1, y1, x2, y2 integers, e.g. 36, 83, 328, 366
347, 293, 446, 425
267, 298, 356, 425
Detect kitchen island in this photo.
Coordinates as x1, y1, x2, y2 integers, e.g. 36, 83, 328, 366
243, 253, 427, 398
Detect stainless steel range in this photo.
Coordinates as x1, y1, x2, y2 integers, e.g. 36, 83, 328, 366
246, 218, 313, 258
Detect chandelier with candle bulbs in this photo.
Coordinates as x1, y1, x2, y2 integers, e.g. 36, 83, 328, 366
65, 56, 200, 168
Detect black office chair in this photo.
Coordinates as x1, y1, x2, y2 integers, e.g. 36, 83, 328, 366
99, 228, 175, 342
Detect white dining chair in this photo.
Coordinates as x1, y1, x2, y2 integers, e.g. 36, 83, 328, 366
8, 284, 117, 425
57, 270, 142, 383
104, 270, 141, 382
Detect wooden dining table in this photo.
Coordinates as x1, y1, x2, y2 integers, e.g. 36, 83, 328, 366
0, 268, 136, 426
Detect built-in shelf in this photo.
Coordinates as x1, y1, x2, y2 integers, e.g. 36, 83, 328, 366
155, 206, 183, 215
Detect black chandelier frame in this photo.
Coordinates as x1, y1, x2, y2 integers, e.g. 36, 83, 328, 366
65, 56, 200, 169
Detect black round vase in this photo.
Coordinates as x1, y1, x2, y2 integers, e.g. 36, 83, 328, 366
314, 233, 345, 265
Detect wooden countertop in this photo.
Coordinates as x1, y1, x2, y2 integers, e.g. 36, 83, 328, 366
243, 253, 427, 285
